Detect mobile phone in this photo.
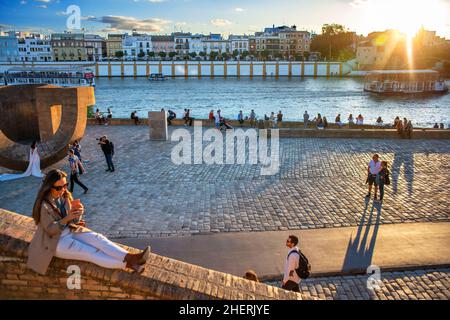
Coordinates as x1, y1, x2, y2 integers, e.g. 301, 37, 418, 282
71, 199, 82, 222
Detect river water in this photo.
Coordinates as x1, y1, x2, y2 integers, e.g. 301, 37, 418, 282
94, 77, 450, 128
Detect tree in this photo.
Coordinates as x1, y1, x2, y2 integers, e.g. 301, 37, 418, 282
148, 51, 155, 60
168, 51, 177, 60
159, 52, 167, 59
199, 51, 207, 60
115, 51, 124, 59
232, 49, 239, 60
311, 24, 357, 61
221, 52, 228, 61
189, 52, 197, 59
303, 51, 310, 61
209, 51, 218, 61
260, 50, 270, 61
241, 51, 249, 60
137, 52, 145, 58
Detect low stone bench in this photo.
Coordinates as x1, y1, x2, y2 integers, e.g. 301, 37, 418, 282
0, 209, 314, 300
277, 128, 450, 140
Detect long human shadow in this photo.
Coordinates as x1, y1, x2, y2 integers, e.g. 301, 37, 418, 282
341, 199, 382, 274
391, 148, 415, 196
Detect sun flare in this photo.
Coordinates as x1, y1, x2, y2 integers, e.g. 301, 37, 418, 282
358, 0, 448, 37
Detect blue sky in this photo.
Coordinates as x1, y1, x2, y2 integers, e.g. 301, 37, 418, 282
1, 0, 449, 37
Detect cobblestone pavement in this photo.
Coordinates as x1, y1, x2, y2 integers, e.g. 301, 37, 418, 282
266, 268, 450, 300
1, 126, 449, 238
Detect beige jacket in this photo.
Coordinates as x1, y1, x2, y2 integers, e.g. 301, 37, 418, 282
27, 195, 86, 275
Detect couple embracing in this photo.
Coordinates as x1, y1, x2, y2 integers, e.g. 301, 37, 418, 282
366, 154, 390, 202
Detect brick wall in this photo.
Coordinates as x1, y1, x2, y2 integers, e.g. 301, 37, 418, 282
0, 209, 314, 300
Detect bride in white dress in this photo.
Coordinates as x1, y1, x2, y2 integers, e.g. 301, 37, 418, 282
0, 141, 45, 182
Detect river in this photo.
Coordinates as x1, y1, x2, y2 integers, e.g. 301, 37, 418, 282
94, 77, 450, 128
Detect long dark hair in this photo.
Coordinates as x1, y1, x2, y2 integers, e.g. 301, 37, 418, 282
32, 169, 72, 225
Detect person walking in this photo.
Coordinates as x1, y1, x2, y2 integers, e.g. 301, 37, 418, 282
366, 154, 381, 200
376, 161, 390, 202
167, 110, 176, 126
277, 110, 283, 128
68, 149, 88, 194
105, 108, 112, 126
303, 111, 310, 128
282, 235, 301, 292
99, 136, 115, 172
405, 120, 413, 139
215, 110, 222, 129
27, 169, 151, 275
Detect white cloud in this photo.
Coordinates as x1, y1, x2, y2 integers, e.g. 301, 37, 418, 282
235, 7, 245, 12
211, 19, 232, 27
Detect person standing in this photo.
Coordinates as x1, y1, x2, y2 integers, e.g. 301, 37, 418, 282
215, 110, 222, 129
376, 161, 390, 202
366, 154, 381, 199
249, 110, 256, 128
68, 149, 88, 194
209, 110, 215, 123
335, 114, 343, 127
303, 111, 310, 128
167, 110, 176, 126
238, 111, 244, 127
99, 136, 115, 172
348, 114, 354, 126
282, 235, 301, 292
106, 108, 112, 126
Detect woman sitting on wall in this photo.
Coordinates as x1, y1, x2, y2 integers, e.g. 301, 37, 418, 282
27, 169, 151, 275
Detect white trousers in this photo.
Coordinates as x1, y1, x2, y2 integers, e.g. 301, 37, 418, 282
55, 229, 128, 270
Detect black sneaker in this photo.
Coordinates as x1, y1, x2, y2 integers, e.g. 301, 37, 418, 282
106, 169, 111, 172
365, 193, 371, 198
84, 188, 89, 194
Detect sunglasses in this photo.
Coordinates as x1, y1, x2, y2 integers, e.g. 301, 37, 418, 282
52, 183, 68, 191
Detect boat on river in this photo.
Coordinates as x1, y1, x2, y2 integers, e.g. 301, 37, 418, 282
364, 70, 448, 95
148, 73, 167, 81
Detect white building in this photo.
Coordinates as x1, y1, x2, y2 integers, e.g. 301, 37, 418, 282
122, 35, 137, 59
189, 34, 205, 55
229, 35, 249, 54
173, 32, 191, 56
136, 35, 152, 57
202, 34, 230, 55
18, 34, 52, 62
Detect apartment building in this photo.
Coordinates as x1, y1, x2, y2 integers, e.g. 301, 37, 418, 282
51, 33, 86, 62
105, 34, 124, 58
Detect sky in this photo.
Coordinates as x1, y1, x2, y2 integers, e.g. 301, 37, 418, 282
0, 0, 449, 38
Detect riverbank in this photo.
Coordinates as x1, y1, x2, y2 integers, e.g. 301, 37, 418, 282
87, 118, 450, 140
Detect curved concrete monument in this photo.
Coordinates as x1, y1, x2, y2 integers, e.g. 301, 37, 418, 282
0, 85, 95, 171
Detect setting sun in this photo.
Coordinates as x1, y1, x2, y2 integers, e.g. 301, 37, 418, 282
357, 0, 448, 38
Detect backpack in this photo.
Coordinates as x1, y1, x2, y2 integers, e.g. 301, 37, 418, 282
110, 142, 115, 156
288, 249, 311, 279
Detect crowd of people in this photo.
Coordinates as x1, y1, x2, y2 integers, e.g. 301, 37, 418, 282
92, 108, 450, 132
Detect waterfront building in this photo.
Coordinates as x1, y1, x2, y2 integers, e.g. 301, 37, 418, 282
356, 30, 405, 69
151, 35, 175, 55
253, 25, 311, 59
122, 34, 138, 59
18, 34, 52, 62
85, 34, 104, 61
51, 33, 86, 62
136, 35, 153, 58
0, 32, 19, 62
414, 27, 447, 47
189, 34, 206, 55
106, 34, 125, 59
202, 34, 230, 55
173, 32, 192, 56
229, 35, 249, 55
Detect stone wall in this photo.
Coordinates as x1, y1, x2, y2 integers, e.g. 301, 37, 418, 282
0, 209, 313, 300
86, 119, 450, 140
